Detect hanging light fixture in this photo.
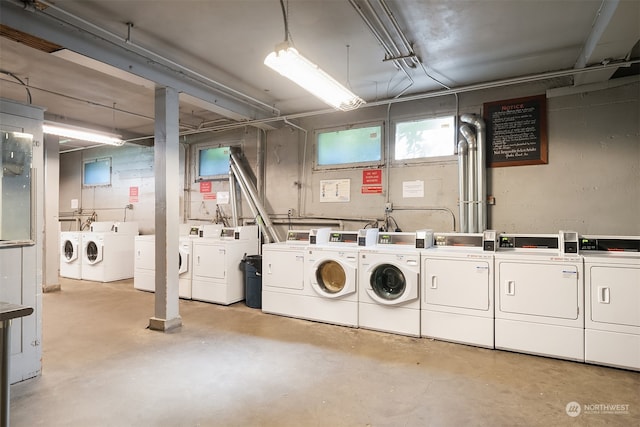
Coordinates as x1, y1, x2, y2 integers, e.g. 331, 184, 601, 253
42, 122, 124, 146
264, 1, 365, 111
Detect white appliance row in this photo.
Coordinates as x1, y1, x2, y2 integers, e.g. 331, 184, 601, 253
133, 225, 259, 306
262, 229, 639, 372
60, 221, 139, 282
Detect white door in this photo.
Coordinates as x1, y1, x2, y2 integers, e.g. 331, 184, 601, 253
589, 265, 640, 327
263, 248, 305, 290
424, 258, 490, 310
193, 242, 226, 280
498, 261, 579, 319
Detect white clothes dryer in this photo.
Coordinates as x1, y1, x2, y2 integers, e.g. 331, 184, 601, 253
421, 231, 496, 348
261, 229, 331, 319
358, 231, 429, 337
82, 230, 137, 282
581, 235, 640, 371
191, 225, 259, 305
134, 235, 155, 292
303, 229, 378, 327
494, 232, 583, 362
60, 231, 83, 279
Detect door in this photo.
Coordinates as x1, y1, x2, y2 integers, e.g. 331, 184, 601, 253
62, 238, 78, 262
311, 253, 357, 298
263, 248, 305, 290
589, 265, 640, 327
424, 257, 490, 310
193, 242, 226, 280
498, 261, 579, 319
366, 256, 419, 305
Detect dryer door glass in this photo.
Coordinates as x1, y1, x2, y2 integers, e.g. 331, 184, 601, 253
371, 264, 406, 300
64, 241, 75, 260
87, 241, 99, 262
316, 261, 346, 293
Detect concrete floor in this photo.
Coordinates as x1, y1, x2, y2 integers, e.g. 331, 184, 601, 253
10, 278, 640, 427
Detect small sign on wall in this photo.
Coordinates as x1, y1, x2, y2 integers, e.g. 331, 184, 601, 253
361, 186, 383, 194
320, 179, 350, 202
362, 169, 382, 185
199, 181, 212, 193
402, 180, 424, 198
217, 191, 229, 204
129, 186, 139, 203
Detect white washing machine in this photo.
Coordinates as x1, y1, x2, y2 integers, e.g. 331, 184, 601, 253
191, 225, 259, 305
494, 231, 584, 362
303, 229, 378, 327
261, 228, 331, 319
82, 222, 139, 282
581, 235, 640, 371
358, 230, 431, 337
134, 235, 155, 292
421, 231, 496, 348
60, 231, 84, 279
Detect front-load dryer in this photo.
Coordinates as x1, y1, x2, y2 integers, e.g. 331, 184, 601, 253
191, 225, 259, 305
358, 231, 429, 337
82, 225, 138, 282
581, 235, 640, 371
134, 235, 155, 292
178, 236, 194, 299
494, 231, 583, 362
60, 231, 83, 279
262, 228, 331, 319
303, 229, 378, 327
421, 231, 496, 348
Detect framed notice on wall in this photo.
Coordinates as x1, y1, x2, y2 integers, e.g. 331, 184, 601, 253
483, 94, 548, 167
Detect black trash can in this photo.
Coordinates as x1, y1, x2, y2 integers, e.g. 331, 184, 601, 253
242, 254, 262, 309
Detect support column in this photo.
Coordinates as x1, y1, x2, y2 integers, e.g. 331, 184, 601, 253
149, 86, 182, 332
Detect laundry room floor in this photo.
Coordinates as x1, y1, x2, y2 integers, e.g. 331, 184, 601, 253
10, 278, 640, 427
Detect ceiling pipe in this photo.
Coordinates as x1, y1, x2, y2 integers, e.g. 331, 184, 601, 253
378, 0, 420, 67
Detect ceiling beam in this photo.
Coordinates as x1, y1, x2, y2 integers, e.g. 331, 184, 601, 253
1, 0, 278, 122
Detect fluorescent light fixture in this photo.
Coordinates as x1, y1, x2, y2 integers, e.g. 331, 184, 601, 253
43, 122, 124, 146
264, 42, 365, 111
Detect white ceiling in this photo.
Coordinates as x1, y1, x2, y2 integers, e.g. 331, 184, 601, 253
1, 0, 638, 152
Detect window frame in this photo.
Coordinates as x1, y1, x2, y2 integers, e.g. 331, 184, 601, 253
313, 121, 385, 171
82, 157, 112, 187
391, 114, 457, 165
195, 144, 232, 182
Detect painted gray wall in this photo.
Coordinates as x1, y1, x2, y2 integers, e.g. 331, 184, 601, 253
58, 78, 640, 237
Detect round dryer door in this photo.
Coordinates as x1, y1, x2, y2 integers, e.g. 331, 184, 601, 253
63, 240, 77, 262
315, 260, 347, 294
370, 264, 406, 301
86, 241, 101, 264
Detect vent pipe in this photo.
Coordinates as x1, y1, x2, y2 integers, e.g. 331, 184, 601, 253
459, 114, 487, 233
457, 130, 469, 233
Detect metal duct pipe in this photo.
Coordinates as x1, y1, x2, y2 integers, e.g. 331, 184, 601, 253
457, 132, 469, 233
460, 123, 477, 232
460, 114, 487, 232
228, 168, 238, 227
229, 163, 263, 234
229, 151, 280, 243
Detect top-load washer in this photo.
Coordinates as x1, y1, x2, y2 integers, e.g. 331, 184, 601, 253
261, 228, 330, 320
421, 231, 497, 348
581, 235, 640, 371
60, 231, 83, 279
303, 229, 378, 327
191, 225, 259, 305
494, 231, 583, 361
82, 222, 139, 282
358, 230, 432, 337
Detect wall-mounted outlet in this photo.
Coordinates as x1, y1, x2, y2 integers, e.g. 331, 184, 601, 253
287, 208, 294, 216
487, 196, 496, 205
384, 202, 393, 213
125, 204, 134, 210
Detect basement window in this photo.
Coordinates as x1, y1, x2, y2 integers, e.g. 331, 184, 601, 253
197, 146, 230, 181
83, 157, 111, 187
393, 116, 455, 161
315, 122, 382, 169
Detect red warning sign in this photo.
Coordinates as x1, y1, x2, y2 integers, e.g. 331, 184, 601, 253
199, 181, 212, 193
362, 169, 382, 185
129, 186, 139, 203
361, 186, 383, 194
